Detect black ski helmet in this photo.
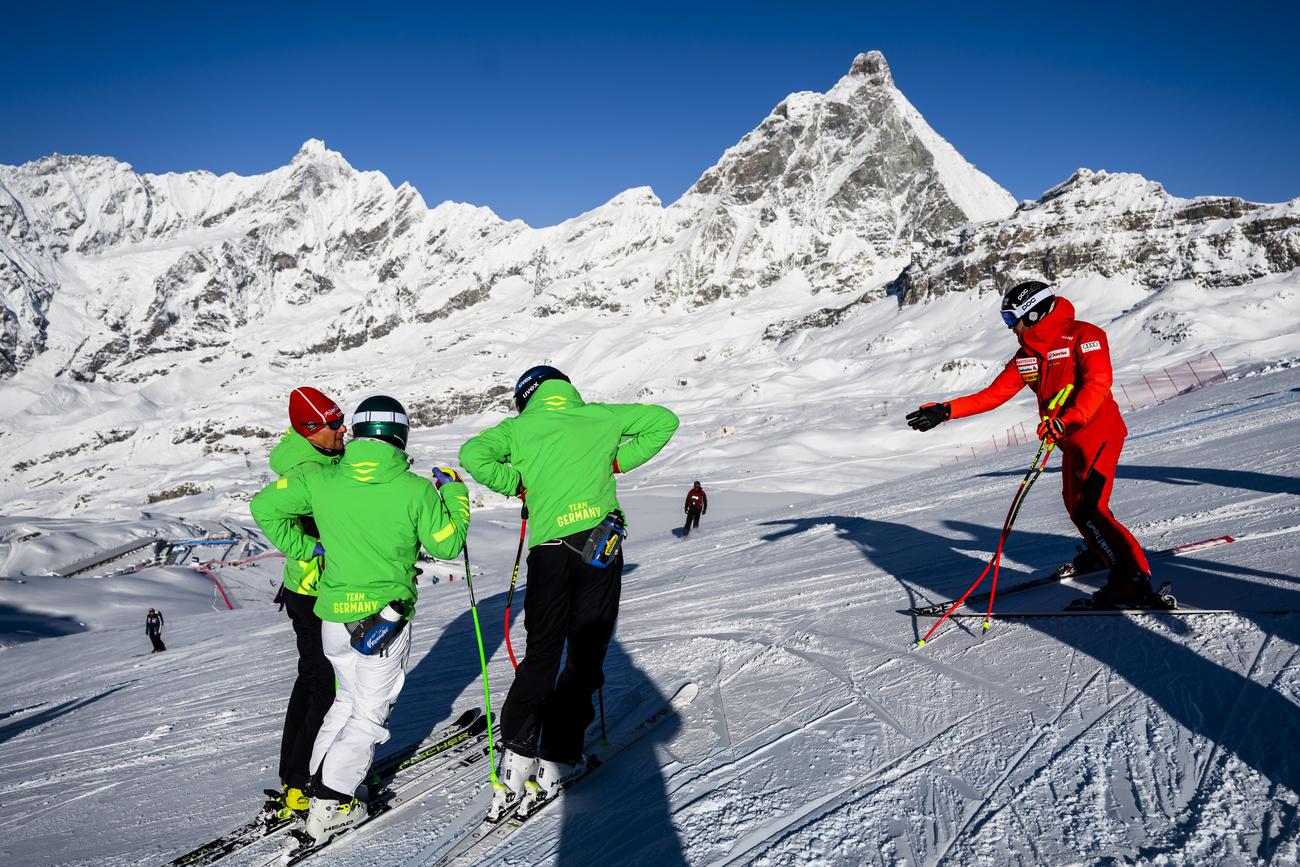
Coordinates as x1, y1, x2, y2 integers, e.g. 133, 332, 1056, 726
515, 365, 570, 412
351, 395, 410, 449
1000, 280, 1056, 328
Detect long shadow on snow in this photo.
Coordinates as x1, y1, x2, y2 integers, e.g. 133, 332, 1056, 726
0, 683, 133, 745
977, 463, 1300, 497
0, 602, 85, 643
761, 515, 1300, 852
555, 640, 686, 867
380, 588, 508, 767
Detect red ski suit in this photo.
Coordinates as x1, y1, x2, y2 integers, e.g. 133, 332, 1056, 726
948, 298, 1150, 577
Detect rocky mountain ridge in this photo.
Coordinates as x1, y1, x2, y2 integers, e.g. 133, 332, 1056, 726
0, 51, 1015, 382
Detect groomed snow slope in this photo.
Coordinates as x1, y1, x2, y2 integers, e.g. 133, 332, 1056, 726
1, 366, 1298, 866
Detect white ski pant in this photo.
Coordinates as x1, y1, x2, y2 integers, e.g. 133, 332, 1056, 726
310, 619, 411, 797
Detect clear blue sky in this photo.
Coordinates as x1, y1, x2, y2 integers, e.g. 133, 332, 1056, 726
3, 1, 1297, 226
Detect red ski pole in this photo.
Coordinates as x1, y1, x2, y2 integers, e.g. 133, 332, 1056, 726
917, 385, 1073, 646
503, 505, 527, 669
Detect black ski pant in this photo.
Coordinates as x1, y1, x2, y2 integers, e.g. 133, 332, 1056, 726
280, 588, 336, 789
147, 631, 166, 652
499, 535, 622, 764
682, 508, 701, 537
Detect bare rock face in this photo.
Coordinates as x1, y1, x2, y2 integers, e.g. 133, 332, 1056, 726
892, 169, 1300, 304
0, 55, 1015, 385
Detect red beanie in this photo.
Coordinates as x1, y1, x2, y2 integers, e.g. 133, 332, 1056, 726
289, 387, 344, 434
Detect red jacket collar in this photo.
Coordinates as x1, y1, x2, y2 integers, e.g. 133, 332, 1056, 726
1018, 296, 1075, 356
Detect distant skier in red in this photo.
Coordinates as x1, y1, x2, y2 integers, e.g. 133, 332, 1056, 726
906, 281, 1156, 607
683, 481, 707, 538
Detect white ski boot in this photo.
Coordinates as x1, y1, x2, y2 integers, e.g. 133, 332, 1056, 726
487, 749, 537, 823
303, 795, 367, 844
517, 757, 586, 818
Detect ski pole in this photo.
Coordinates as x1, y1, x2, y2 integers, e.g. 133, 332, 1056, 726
981, 385, 1072, 628
917, 385, 1073, 646
504, 505, 527, 669
461, 544, 498, 785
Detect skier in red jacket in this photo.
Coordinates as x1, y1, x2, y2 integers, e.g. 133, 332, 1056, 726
905, 281, 1156, 607
683, 481, 707, 537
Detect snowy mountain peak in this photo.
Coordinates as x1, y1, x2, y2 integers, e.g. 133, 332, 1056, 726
673, 49, 1014, 306
847, 50, 893, 85
1039, 168, 1169, 207
291, 137, 348, 168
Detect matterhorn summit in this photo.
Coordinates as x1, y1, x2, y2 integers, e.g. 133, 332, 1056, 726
660, 51, 1016, 305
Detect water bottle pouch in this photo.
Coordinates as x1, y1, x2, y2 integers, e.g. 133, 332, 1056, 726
347, 600, 408, 656
578, 511, 626, 568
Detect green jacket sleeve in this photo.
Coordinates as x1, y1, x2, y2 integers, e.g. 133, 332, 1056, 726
608, 403, 679, 473
458, 420, 522, 497
419, 480, 471, 559
250, 475, 319, 562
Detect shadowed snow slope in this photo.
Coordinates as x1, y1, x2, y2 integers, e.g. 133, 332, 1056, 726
0, 366, 1297, 865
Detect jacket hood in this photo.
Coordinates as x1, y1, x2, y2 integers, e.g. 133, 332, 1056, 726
522, 379, 586, 414
1018, 296, 1077, 356
340, 438, 411, 485
269, 429, 338, 475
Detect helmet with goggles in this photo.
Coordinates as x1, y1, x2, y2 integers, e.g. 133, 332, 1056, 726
1000, 280, 1055, 328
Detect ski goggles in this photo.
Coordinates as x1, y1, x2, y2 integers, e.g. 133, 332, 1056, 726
1000, 284, 1055, 328
303, 418, 345, 431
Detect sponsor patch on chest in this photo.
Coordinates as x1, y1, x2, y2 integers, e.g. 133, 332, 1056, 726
1081, 340, 1101, 353
1015, 357, 1039, 382
1046, 347, 1071, 361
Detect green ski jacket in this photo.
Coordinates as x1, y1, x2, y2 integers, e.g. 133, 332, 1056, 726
267, 430, 340, 595
250, 438, 470, 623
459, 380, 678, 547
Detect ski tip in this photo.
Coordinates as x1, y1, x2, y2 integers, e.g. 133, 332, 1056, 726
914, 639, 926, 648
670, 681, 701, 706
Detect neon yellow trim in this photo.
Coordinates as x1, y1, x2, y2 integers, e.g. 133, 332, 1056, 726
433, 522, 456, 543
276, 478, 288, 489
915, 639, 926, 647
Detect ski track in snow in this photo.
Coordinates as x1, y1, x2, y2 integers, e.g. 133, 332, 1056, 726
0, 371, 1299, 865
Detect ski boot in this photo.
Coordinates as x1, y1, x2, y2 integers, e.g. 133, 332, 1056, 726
271, 784, 312, 820
303, 794, 367, 844
487, 749, 537, 823
1070, 571, 1170, 610
517, 757, 586, 818
1070, 546, 1108, 577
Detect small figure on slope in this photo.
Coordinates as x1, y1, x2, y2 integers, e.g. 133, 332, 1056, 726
906, 281, 1161, 608
251, 394, 471, 845
145, 608, 166, 652
460, 366, 678, 821
267, 386, 346, 817
682, 481, 707, 538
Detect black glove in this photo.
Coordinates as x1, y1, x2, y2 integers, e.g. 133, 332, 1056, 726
906, 402, 951, 432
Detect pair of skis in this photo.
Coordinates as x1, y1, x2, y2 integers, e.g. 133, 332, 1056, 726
272, 714, 495, 865
165, 707, 485, 866
908, 535, 1236, 619
410, 680, 699, 867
